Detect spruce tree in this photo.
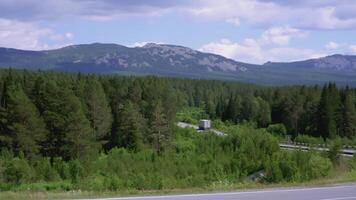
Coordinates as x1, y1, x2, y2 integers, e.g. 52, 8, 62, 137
318, 84, 341, 139
149, 101, 170, 154
34, 79, 96, 160
0, 84, 47, 159
83, 76, 113, 143
112, 101, 144, 151
341, 91, 356, 138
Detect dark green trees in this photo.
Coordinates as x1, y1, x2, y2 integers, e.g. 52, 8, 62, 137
83, 76, 112, 143
0, 69, 355, 164
111, 102, 144, 151
0, 83, 46, 159
33, 79, 95, 160
148, 101, 170, 154
318, 84, 341, 139
340, 90, 356, 138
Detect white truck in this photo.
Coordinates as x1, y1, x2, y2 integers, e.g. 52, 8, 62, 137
199, 119, 211, 130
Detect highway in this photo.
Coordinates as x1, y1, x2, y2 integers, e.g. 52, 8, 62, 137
82, 184, 356, 200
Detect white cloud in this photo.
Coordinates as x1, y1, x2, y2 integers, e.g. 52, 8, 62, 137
199, 38, 264, 63
200, 39, 324, 64
325, 41, 341, 50
189, 0, 356, 30
0, 18, 74, 50
349, 45, 356, 53
226, 18, 241, 26
199, 26, 323, 64
1, 0, 356, 31
260, 26, 306, 46
323, 41, 356, 54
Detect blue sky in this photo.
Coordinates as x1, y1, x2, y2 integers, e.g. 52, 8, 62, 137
1, 0, 356, 64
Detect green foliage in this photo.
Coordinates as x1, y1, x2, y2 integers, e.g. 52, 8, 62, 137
34, 157, 60, 182
0, 82, 46, 159
176, 107, 206, 124
308, 154, 332, 179
340, 90, 356, 138
3, 157, 34, 184
318, 83, 342, 139
0, 69, 354, 192
265, 151, 332, 183
267, 123, 287, 136
111, 102, 144, 151
294, 134, 325, 145
69, 160, 83, 184
328, 139, 342, 164
83, 76, 113, 142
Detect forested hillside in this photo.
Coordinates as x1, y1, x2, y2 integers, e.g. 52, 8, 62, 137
0, 69, 355, 191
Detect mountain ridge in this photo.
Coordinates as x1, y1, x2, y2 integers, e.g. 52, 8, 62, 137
0, 43, 355, 86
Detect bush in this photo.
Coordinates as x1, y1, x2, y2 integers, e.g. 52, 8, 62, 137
176, 107, 206, 124
295, 134, 325, 145
68, 160, 83, 184
308, 154, 332, 179
4, 158, 34, 184
52, 157, 70, 180
34, 157, 60, 182
267, 123, 287, 136
328, 139, 342, 164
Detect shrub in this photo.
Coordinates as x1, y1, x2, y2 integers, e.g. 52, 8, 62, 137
68, 160, 83, 184
34, 157, 60, 181
308, 154, 332, 179
267, 123, 287, 136
4, 158, 34, 184
328, 139, 342, 164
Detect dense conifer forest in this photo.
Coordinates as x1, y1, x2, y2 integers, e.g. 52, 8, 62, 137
0, 69, 355, 191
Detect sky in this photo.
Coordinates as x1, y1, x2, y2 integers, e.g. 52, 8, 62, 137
1, 0, 356, 64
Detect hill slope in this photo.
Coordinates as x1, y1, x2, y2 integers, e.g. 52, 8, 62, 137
0, 43, 356, 86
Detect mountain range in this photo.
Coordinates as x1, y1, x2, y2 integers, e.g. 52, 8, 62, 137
1, 43, 356, 86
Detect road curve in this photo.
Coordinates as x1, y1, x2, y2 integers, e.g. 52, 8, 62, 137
80, 184, 356, 200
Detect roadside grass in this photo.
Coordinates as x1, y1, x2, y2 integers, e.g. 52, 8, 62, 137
1, 169, 356, 200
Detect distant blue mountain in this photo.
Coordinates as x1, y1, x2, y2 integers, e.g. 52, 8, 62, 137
0, 43, 355, 86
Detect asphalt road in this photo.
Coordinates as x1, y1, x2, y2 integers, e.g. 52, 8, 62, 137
82, 184, 356, 200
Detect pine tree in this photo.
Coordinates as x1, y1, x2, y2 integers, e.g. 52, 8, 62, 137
318, 84, 341, 139
149, 101, 170, 154
64, 94, 97, 160
0, 84, 47, 159
112, 101, 144, 151
340, 91, 356, 138
215, 96, 225, 119
34, 79, 96, 160
127, 80, 142, 104
223, 95, 241, 123
256, 97, 271, 127
83, 76, 113, 143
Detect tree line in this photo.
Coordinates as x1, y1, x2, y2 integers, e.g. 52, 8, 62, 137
0, 69, 355, 161
0, 69, 354, 190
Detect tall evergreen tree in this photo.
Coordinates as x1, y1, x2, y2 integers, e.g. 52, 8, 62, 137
34, 79, 96, 160
148, 101, 170, 154
83, 76, 113, 143
256, 97, 271, 127
0, 84, 47, 159
318, 84, 341, 139
111, 102, 144, 151
340, 91, 356, 138
64, 93, 97, 160
223, 95, 241, 123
